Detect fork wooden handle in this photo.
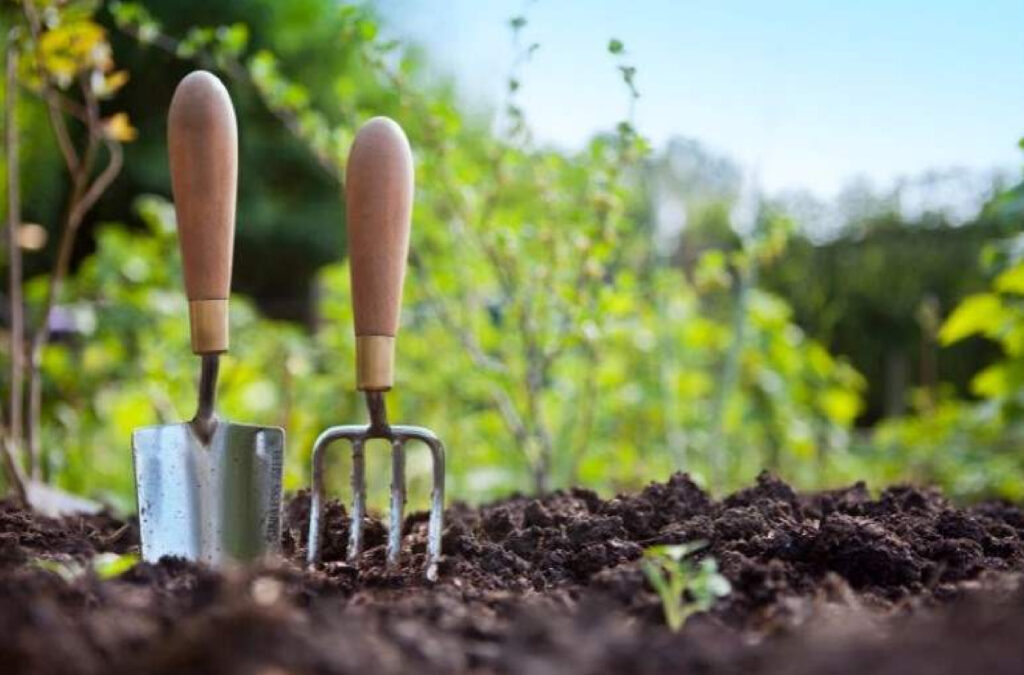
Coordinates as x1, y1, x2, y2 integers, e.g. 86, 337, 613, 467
168, 70, 238, 354
346, 117, 414, 390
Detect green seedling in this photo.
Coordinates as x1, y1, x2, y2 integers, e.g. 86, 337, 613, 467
93, 552, 141, 579
33, 552, 140, 582
641, 541, 731, 631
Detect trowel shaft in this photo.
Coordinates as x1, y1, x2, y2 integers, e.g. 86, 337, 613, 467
192, 354, 220, 444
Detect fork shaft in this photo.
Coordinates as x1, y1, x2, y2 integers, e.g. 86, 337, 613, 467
365, 390, 388, 433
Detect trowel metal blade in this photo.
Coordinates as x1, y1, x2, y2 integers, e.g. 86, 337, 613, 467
131, 421, 283, 565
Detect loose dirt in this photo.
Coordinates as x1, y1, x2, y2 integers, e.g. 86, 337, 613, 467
3, 471, 1024, 674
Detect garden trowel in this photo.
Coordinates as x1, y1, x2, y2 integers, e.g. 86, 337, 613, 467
131, 71, 283, 565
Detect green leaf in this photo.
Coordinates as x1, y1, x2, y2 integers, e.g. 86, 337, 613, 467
33, 558, 82, 581
971, 363, 1008, 398
820, 387, 862, 425
608, 38, 624, 54
995, 263, 1024, 294
216, 24, 249, 57
641, 542, 724, 632
356, 18, 378, 41
93, 552, 139, 579
939, 293, 1002, 345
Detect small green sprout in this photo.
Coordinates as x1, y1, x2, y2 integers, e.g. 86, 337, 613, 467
32, 558, 81, 582
33, 553, 139, 582
92, 552, 140, 580
642, 541, 731, 631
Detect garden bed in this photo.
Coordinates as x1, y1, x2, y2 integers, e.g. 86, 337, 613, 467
2, 472, 1024, 673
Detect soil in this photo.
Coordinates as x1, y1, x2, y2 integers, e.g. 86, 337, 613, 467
3, 471, 1024, 674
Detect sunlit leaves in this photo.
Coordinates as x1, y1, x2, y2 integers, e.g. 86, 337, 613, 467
994, 262, 1024, 295
217, 24, 250, 58
939, 293, 1002, 345
175, 27, 215, 59
24, 1, 874, 503
16, 0, 137, 152
872, 220, 1024, 501
246, 49, 343, 168
109, 1, 160, 43
971, 363, 1008, 398
820, 387, 862, 425
694, 250, 730, 292
36, 19, 109, 88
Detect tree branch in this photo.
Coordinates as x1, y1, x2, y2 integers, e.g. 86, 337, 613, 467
25, 102, 123, 476
2, 40, 27, 502
21, 1, 80, 173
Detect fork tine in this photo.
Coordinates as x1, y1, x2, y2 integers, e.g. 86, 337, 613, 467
307, 435, 327, 565
387, 438, 406, 568
306, 422, 444, 578
307, 426, 357, 565
347, 437, 367, 562
393, 426, 446, 580
425, 435, 445, 581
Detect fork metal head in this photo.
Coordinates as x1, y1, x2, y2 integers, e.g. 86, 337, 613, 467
306, 394, 445, 581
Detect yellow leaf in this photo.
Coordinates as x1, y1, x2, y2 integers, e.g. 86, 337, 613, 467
94, 70, 129, 98
103, 113, 137, 142
37, 21, 110, 86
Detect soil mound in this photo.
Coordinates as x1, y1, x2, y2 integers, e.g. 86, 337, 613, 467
3, 471, 1024, 674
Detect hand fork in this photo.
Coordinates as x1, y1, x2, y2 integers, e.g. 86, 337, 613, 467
306, 117, 445, 580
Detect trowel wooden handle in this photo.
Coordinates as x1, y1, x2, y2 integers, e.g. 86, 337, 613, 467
346, 117, 414, 391
168, 70, 237, 355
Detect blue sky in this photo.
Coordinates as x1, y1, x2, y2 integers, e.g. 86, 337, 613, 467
379, 1, 1023, 199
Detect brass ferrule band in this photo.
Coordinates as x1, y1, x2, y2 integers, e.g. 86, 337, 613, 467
356, 335, 395, 391
188, 299, 229, 354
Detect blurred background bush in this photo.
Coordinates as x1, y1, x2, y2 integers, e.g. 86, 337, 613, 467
0, 0, 1022, 511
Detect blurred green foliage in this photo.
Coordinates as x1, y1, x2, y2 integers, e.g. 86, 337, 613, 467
3, 0, 1023, 511
863, 232, 1024, 501
0, 0, 865, 509
761, 213, 1011, 424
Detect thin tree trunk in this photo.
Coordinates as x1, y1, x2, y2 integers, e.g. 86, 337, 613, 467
23, 95, 122, 477
24, 175, 86, 478
531, 448, 550, 495
708, 255, 758, 491
3, 42, 26, 501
